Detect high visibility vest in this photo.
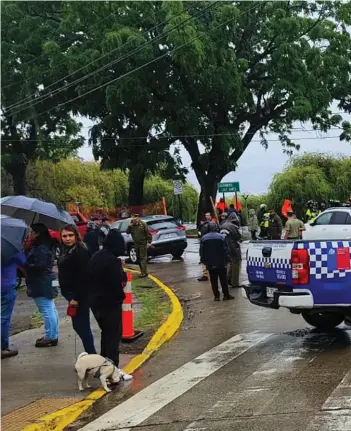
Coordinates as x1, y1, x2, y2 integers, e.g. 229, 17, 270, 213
308, 210, 321, 224
260, 212, 270, 228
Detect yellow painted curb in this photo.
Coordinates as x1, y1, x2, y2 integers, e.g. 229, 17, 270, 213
20, 271, 183, 431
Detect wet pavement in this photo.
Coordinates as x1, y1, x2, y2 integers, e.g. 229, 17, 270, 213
71, 239, 351, 431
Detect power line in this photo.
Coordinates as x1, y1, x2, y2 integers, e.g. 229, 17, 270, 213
3, 133, 343, 145
12, 2, 264, 119
5, 1, 211, 111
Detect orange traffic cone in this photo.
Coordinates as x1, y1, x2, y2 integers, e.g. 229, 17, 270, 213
121, 272, 143, 342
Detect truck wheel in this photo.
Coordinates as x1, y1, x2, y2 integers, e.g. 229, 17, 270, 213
128, 246, 138, 264
302, 312, 344, 330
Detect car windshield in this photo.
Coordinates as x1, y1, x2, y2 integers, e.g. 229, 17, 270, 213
146, 219, 179, 230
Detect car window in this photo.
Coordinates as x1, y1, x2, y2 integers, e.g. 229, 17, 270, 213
346, 214, 351, 225
314, 212, 333, 225
120, 221, 130, 232
147, 218, 179, 231
111, 222, 121, 231
330, 212, 349, 225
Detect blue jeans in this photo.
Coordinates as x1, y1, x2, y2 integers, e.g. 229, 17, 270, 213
1, 289, 17, 350
33, 297, 59, 340
71, 302, 96, 354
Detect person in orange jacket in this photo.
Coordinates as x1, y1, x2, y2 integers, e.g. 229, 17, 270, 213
216, 198, 228, 215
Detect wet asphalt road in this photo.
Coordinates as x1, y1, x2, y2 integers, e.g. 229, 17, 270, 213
72, 239, 351, 431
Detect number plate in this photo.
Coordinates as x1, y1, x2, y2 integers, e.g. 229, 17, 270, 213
266, 287, 277, 298
163, 233, 176, 239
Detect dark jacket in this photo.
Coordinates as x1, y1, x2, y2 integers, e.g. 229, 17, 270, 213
200, 232, 230, 270
84, 227, 100, 256
89, 230, 127, 309
220, 214, 242, 261
198, 220, 219, 237
267, 214, 283, 239
58, 245, 91, 302
25, 245, 56, 299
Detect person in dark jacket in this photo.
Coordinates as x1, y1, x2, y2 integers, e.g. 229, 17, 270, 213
84, 218, 101, 256
2, 251, 26, 358
220, 213, 242, 288
58, 224, 96, 354
200, 222, 234, 301
89, 230, 132, 380
25, 224, 58, 347
197, 213, 219, 282
267, 209, 283, 240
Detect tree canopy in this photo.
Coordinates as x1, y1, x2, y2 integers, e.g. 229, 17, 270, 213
267, 153, 351, 216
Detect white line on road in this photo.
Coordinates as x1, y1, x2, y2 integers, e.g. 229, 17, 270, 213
79, 332, 271, 431
307, 371, 351, 430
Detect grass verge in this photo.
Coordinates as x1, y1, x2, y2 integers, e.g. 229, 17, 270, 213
132, 278, 172, 331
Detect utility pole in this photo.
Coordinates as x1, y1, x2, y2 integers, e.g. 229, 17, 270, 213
242, 193, 249, 225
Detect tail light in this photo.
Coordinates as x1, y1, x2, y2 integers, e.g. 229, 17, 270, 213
291, 249, 310, 284
176, 225, 186, 231
149, 229, 158, 235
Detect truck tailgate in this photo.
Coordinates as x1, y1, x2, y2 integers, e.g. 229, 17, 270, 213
247, 241, 294, 286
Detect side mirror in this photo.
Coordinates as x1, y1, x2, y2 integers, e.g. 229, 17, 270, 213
309, 221, 316, 227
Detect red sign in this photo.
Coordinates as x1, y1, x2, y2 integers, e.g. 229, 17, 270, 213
336, 247, 351, 270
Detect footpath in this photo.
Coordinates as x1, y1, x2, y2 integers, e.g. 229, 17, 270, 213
2, 303, 140, 431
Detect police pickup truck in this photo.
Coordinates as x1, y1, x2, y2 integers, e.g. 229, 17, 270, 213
242, 239, 351, 329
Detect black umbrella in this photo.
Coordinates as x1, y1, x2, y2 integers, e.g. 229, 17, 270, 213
1, 215, 28, 264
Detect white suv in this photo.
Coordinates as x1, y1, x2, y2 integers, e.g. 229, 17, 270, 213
303, 207, 351, 240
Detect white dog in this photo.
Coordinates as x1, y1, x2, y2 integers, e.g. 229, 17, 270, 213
75, 352, 132, 392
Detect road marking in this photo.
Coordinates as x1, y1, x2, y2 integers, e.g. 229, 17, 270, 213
184, 334, 331, 430
79, 332, 271, 431
307, 371, 351, 430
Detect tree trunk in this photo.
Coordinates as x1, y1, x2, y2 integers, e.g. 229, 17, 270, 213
8, 162, 27, 195
128, 164, 145, 208
196, 177, 219, 226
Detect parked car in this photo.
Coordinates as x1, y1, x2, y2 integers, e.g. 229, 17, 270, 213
303, 207, 351, 240
110, 215, 188, 262
49, 211, 88, 258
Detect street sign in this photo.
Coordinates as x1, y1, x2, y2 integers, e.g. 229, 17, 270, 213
218, 182, 240, 193
173, 180, 183, 195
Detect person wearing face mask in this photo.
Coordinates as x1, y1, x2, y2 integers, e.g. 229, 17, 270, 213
25, 224, 58, 347
58, 224, 96, 354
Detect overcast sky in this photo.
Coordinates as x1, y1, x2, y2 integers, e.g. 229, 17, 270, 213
78, 112, 351, 195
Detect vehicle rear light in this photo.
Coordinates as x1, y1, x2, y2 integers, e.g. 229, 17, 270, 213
291, 249, 309, 285
149, 229, 158, 235
176, 225, 186, 231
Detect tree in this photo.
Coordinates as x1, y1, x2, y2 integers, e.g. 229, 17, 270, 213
158, 1, 351, 221
44, 1, 187, 206
267, 153, 351, 217
1, 1, 83, 194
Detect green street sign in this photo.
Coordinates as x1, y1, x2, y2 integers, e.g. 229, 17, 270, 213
218, 182, 240, 193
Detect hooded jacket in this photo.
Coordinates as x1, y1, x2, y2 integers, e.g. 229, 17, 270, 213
247, 209, 259, 232
220, 212, 242, 261
89, 230, 127, 309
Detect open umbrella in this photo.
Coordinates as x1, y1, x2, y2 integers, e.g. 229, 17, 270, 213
1, 196, 74, 230
1, 215, 28, 264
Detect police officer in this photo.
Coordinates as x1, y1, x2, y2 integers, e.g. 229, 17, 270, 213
284, 211, 305, 240
127, 215, 152, 278
258, 204, 269, 238
305, 200, 318, 223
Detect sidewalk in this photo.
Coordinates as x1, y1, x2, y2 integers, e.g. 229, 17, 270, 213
1, 304, 139, 431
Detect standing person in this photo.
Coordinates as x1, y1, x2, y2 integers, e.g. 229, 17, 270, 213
197, 212, 217, 282
258, 204, 269, 238
100, 216, 110, 237
216, 198, 228, 214
247, 209, 259, 240
58, 224, 96, 354
84, 220, 100, 256
220, 212, 242, 288
25, 224, 59, 347
200, 222, 234, 301
1, 251, 26, 358
126, 215, 152, 278
284, 211, 306, 240
89, 229, 132, 381
267, 209, 283, 240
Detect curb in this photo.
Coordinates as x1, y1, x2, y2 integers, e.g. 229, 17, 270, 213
21, 272, 183, 431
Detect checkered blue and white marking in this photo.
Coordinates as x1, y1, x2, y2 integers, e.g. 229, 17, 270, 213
297, 241, 351, 280
247, 256, 290, 269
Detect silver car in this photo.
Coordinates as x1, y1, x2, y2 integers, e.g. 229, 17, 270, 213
110, 215, 188, 263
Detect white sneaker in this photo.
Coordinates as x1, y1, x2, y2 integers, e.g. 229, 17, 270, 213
119, 369, 133, 381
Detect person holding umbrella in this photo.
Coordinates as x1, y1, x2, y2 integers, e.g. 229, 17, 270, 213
25, 224, 59, 347
1, 215, 27, 359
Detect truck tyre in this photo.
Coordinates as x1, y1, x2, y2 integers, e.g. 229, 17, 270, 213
302, 311, 344, 330
128, 246, 138, 264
